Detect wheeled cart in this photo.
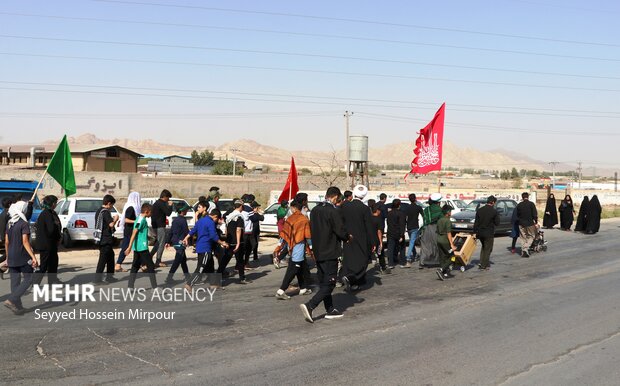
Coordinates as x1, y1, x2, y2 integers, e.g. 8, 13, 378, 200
452, 233, 477, 272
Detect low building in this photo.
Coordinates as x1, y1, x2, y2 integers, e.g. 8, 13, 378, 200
147, 155, 195, 174
0, 144, 142, 172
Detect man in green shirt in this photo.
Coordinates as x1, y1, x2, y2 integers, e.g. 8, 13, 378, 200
436, 204, 457, 281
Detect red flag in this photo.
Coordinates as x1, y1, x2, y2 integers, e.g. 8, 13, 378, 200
278, 157, 299, 203
409, 103, 446, 175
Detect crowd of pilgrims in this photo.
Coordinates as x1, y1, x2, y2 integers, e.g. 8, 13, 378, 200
0, 185, 605, 318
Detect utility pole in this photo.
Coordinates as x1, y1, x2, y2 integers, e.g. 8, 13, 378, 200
231, 147, 239, 176
344, 111, 353, 175
577, 161, 582, 189
549, 161, 559, 189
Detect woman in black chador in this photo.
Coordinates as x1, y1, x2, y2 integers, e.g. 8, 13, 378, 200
558, 195, 575, 231
574, 196, 589, 232
542, 193, 558, 229
584, 195, 602, 234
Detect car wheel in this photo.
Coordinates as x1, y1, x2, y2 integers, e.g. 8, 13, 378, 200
62, 229, 73, 248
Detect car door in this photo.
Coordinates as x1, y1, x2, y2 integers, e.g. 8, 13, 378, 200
55, 199, 71, 230
495, 201, 509, 232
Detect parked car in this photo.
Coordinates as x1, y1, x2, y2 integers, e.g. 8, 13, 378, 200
55, 197, 124, 248
260, 201, 321, 235
0, 180, 43, 251
450, 197, 518, 234
141, 198, 195, 241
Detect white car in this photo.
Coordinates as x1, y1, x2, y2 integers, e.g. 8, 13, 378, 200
55, 197, 124, 248
141, 198, 196, 240
260, 201, 320, 235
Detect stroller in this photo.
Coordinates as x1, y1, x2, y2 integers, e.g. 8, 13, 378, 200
530, 230, 548, 253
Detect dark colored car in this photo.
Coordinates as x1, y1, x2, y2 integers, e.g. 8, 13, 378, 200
0, 180, 43, 251
450, 198, 517, 235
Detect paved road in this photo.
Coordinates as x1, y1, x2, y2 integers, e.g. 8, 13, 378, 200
2, 220, 620, 385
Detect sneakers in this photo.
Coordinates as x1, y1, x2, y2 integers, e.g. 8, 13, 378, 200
300, 303, 314, 323
522, 250, 530, 258
436, 268, 445, 281
400, 262, 413, 268
478, 264, 490, 271
324, 308, 344, 320
511, 248, 516, 254
342, 276, 351, 292
275, 290, 290, 300
299, 288, 312, 295
239, 278, 253, 284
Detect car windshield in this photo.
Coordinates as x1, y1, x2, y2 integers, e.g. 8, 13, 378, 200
0, 191, 41, 211
264, 203, 280, 215
452, 199, 467, 209
216, 200, 233, 213
170, 199, 194, 214
74, 199, 118, 213
463, 201, 486, 212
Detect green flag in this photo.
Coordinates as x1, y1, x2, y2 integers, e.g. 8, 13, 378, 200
47, 135, 77, 197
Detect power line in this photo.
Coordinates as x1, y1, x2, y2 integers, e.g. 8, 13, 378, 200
92, 0, 620, 48
2, 11, 618, 63
2, 80, 620, 118
2, 35, 618, 81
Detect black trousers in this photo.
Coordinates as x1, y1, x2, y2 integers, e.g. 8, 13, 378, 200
243, 234, 256, 265
34, 248, 59, 284
387, 237, 404, 266
95, 243, 115, 281
279, 259, 307, 291
167, 248, 189, 281
186, 252, 219, 286
128, 250, 157, 288
307, 259, 338, 312
252, 232, 260, 259
479, 236, 494, 268
234, 246, 246, 280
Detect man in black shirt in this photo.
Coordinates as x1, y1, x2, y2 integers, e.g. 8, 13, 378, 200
404, 193, 423, 264
370, 204, 389, 273
95, 194, 119, 283
150, 189, 173, 267
300, 187, 350, 323
516, 192, 538, 258
386, 199, 407, 268
225, 199, 251, 284
34, 195, 62, 284
473, 196, 500, 270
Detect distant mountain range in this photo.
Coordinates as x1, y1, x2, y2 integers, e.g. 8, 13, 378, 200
47, 133, 551, 172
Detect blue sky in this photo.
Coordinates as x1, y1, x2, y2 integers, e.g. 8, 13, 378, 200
1, 0, 619, 170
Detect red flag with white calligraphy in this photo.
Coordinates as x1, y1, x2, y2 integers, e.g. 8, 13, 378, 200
278, 157, 299, 203
409, 103, 445, 175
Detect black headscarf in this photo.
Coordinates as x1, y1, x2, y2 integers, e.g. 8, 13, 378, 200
542, 193, 558, 228
574, 196, 589, 232
584, 195, 602, 234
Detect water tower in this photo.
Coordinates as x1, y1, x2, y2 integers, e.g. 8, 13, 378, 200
348, 135, 369, 188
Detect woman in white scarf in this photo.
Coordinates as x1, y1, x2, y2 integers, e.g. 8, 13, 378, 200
4, 201, 38, 314
115, 192, 141, 272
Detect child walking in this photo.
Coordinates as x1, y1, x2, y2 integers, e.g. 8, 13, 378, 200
164, 202, 191, 284
125, 203, 157, 289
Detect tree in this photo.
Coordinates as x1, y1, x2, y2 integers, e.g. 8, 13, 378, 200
299, 168, 312, 176
191, 149, 214, 166
310, 149, 346, 189
212, 161, 244, 176
510, 167, 519, 179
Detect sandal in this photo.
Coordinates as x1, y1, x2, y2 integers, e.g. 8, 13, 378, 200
115, 265, 126, 272
158, 262, 168, 267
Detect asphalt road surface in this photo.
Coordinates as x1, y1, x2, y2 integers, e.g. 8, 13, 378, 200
2, 219, 620, 385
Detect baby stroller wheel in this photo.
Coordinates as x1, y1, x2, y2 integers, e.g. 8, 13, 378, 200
460, 266, 466, 272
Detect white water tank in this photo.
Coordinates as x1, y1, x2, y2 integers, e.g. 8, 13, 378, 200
348, 135, 368, 162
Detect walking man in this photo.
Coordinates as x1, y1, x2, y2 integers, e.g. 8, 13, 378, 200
386, 199, 407, 268
150, 189, 173, 267
404, 193, 423, 264
516, 192, 538, 258
340, 185, 374, 291
300, 187, 350, 323
95, 194, 119, 283
473, 196, 500, 270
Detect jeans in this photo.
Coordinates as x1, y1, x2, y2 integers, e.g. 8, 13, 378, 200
9, 265, 34, 309
167, 248, 189, 281
406, 228, 419, 261
307, 259, 338, 312
116, 235, 131, 264
150, 227, 167, 264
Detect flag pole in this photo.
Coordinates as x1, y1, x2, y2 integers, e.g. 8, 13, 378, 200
31, 169, 48, 201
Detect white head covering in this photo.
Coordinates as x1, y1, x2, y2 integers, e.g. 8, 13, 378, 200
430, 193, 443, 202
119, 191, 141, 229
353, 185, 368, 200
8, 201, 28, 229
